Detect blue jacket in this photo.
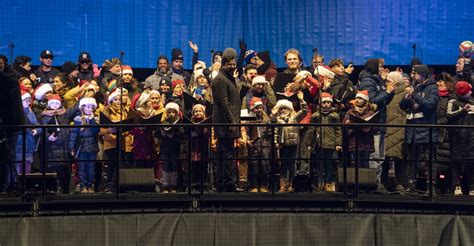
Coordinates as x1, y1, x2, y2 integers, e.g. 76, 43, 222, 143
68, 115, 99, 153
16, 107, 41, 154
358, 70, 394, 129
399, 79, 439, 144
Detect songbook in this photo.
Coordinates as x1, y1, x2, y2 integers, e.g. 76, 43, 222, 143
348, 111, 380, 123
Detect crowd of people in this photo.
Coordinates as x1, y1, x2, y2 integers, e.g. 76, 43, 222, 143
0, 40, 473, 196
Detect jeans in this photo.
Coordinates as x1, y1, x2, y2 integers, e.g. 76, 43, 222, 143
78, 152, 96, 189
312, 149, 337, 184
369, 134, 385, 184
248, 146, 271, 188
351, 150, 371, 168
280, 145, 297, 183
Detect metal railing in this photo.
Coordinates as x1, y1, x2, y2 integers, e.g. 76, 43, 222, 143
1, 122, 473, 212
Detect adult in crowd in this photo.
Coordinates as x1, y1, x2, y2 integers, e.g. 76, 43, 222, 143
357, 58, 396, 193
211, 48, 241, 192
399, 64, 439, 194
33, 50, 60, 84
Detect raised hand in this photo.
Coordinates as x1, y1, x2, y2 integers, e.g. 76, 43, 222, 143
188, 41, 199, 53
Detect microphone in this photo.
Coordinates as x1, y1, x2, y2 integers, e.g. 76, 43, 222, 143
412, 43, 417, 58
9, 43, 14, 49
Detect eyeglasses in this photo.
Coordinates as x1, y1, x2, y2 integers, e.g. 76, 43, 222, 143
80, 60, 91, 64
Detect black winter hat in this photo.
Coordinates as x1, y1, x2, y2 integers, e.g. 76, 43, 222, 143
159, 76, 172, 87
413, 65, 430, 78
256, 50, 270, 63
221, 48, 237, 65
171, 48, 183, 62
364, 58, 379, 75
61, 61, 78, 74
14, 56, 31, 66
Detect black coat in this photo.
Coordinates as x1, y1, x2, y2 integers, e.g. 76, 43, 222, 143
211, 69, 241, 139
42, 112, 70, 165
446, 96, 474, 159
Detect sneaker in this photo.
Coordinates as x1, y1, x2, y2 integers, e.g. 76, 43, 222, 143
249, 187, 258, 193
259, 186, 269, 193
454, 186, 462, 195
469, 190, 474, 196
325, 183, 336, 193
287, 186, 294, 193
80, 188, 88, 194
376, 184, 388, 194
162, 190, 169, 194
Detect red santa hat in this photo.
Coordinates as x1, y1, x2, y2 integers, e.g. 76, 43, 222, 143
320, 92, 333, 103
122, 65, 133, 75
249, 97, 264, 110
79, 97, 97, 108
47, 94, 62, 108
165, 102, 180, 113
251, 76, 268, 86
314, 66, 335, 79
107, 87, 128, 104
21, 90, 31, 101
356, 90, 370, 101
33, 83, 53, 100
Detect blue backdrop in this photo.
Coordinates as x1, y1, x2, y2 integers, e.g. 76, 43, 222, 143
0, 0, 473, 69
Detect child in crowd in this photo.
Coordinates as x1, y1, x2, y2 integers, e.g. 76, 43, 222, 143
69, 97, 99, 193
343, 90, 377, 168
41, 94, 70, 193
155, 102, 184, 193
273, 91, 308, 192
242, 97, 272, 192
16, 91, 41, 175
189, 103, 210, 192
304, 93, 342, 192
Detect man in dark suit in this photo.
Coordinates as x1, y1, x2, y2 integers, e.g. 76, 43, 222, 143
0, 71, 25, 193
211, 48, 241, 192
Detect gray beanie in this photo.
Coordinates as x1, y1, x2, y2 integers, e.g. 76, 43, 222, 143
221, 48, 237, 65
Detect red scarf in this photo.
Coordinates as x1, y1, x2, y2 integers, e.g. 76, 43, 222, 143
438, 87, 449, 97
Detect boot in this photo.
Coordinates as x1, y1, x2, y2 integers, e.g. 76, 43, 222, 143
279, 178, 288, 192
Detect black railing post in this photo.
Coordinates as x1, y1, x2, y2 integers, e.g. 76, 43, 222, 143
41, 126, 47, 201
428, 126, 433, 200
21, 128, 26, 197
116, 126, 121, 199
270, 123, 276, 197
342, 124, 348, 199
355, 124, 359, 199
187, 124, 192, 197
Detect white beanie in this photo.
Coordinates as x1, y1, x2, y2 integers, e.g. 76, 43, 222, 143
314, 66, 335, 79
251, 75, 268, 86
165, 102, 180, 113
272, 99, 294, 115
34, 83, 53, 100
192, 104, 206, 114
194, 69, 205, 79
79, 97, 97, 108
386, 71, 403, 85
